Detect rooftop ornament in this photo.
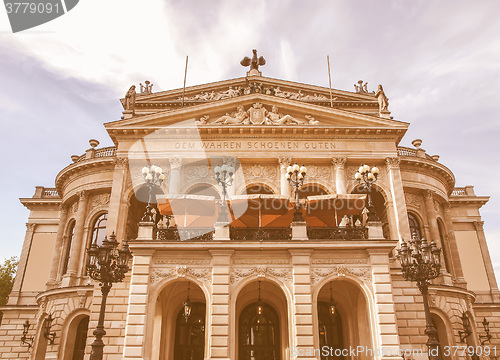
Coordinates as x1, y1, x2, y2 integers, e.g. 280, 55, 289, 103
241, 49, 266, 76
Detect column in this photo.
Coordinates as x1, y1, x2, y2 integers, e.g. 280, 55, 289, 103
7, 223, 35, 305
123, 249, 154, 359
474, 221, 500, 294
278, 156, 292, 197
385, 200, 399, 240
331, 157, 347, 194
46, 204, 69, 289
368, 249, 404, 360
65, 190, 89, 286
385, 158, 411, 240
209, 250, 232, 360
442, 204, 467, 287
289, 249, 315, 359
106, 157, 129, 240
169, 156, 183, 194
423, 190, 441, 241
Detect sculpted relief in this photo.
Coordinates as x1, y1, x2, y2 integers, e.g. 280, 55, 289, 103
196, 103, 320, 126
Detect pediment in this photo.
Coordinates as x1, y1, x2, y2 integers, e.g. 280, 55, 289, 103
126, 76, 383, 118
107, 93, 408, 143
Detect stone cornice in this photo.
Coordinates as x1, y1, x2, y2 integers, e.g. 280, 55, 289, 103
398, 156, 455, 195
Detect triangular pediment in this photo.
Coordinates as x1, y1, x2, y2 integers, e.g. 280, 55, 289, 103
107, 93, 408, 143
125, 75, 384, 118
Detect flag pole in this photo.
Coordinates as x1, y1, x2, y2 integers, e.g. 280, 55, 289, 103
181, 56, 189, 108
327, 55, 333, 108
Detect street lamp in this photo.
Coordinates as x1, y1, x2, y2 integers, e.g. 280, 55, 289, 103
214, 163, 235, 223
20, 320, 33, 349
43, 314, 56, 344
354, 164, 379, 221
479, 317, 492, 345
397, 232, 442, 360
141, 164, 165, 222
286, 164, 307, 222
86, 232, 132, 360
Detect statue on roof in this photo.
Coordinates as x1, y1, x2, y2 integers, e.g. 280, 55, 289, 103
375, 84, 389, 112
140, 80, 153, 94
124, 85, 136, 112
241, 49, 266, 75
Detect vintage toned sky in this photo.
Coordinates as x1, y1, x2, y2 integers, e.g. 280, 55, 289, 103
1, 1, 499, 278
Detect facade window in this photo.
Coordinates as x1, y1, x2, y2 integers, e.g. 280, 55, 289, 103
239, 302, 280, 360
91, 213, 107, 247
318, 302, 344, 360
408, 213, 422, 240
246, 185, 274, 195
174, 302, 205, 360
298, 184, 328, 199
188, 184, 221, 199
61, 220, 75, 275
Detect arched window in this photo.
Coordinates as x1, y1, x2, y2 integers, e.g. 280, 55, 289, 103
174, 302, 205, 360
318, 302, 344, 360
239, 302, 280, 360
90, 213, 107, 247
187, 184, 221, 199
408, 213, 422, 240
246, 185, 274, 195
298, 184, 328, 199
61, 220, 76, 275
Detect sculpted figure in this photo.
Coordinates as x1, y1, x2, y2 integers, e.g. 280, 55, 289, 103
140, 80, 153, 94
240, 49, 266, 71
213, 105, 249, 125
124, 85, 136, 111
305, 115, 320, 125
266, 106, 302, 125
375, 84, 389, 111
196, 115, 210, 125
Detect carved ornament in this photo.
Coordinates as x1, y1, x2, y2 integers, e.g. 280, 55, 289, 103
312, 258, 368, 265
277, 156, 293, 166
305, 165, 331, 181
233, 259, 289, 265
311, 266, 371, 284
26, 223, 36, 231
114, 157, 129, 167
230, 266, 292, 284
184, 165, 211, 181
474, 221, 484, 231
331, 157, 347, 169
385, 157, 400, 170
242, 165, 277, 180
150, 266, 212, 283
90, 193, 111, 209
169, 156, 183, 169
405, 193, 423, 210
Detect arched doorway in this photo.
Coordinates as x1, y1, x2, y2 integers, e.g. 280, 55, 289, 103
174, 302, 206, 360
316, 279, 372, 356
61, 313, 90, 360
318, 302, 344, 360
235, 280, 289, 360
151, 280, 207, 360
239, 302, 280, 360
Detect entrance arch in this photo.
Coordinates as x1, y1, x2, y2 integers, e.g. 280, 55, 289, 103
235, 279, 289, 360
316, 279, 373, 359
150, 280, 207, 360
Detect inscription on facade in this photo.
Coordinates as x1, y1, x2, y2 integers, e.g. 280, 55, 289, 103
174, 140, 336, 151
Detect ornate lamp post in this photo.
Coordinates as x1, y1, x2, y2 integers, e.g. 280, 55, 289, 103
87, 232, 132, 360
214, 164, 235, 223
286, 164, 307, 222
397, 232, 442, 360
141, 164, 165, 222
354, 164, 379, 221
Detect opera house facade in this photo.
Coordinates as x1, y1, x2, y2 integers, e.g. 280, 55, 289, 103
0, 61, 498, 360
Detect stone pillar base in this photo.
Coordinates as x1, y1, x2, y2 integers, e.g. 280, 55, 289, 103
291, 221, 308, 240
137, 222, 154, 240
214, 224, 230, 240
366, 220, 384, 239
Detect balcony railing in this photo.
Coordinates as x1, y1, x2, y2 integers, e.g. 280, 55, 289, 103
307, 227, 368, 240
156, 228, 214, 241
229, 227, 292, 241
451, 187, 467, 196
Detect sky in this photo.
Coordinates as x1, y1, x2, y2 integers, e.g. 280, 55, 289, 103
0, 1, 499, 280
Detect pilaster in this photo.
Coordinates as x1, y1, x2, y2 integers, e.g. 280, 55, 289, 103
123, 249, 155, 359
331, 157, 347, 194
106, 157, 129, 240
64, 190, 89, 286
169, 156, 183, 195
46, 204, 69, 289
289, 249, 315, 359
368, 249, 403, 360
8, 222, 36, 305
474, 221, 500, 295
385, 158, 411, 241
209, 250, 233, 360
278, 156, 292, 197
442, 204, 467, 287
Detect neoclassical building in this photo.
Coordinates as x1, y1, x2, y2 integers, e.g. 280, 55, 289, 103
0, 61, 499, 360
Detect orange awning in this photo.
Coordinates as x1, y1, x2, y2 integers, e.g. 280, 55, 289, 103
306, 194, 366, 226
157, 194, 218, 228
230, 194, 290, 228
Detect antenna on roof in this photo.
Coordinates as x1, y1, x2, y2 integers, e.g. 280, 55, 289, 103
327, 55, 333, 108
181, 56, 189, 108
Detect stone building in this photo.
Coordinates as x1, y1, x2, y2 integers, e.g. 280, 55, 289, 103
0, 62, 499, 360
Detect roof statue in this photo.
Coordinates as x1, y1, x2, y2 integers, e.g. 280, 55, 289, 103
375, 84, 390, 117
124, 85, 136, 113
241, 49, 266, 76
